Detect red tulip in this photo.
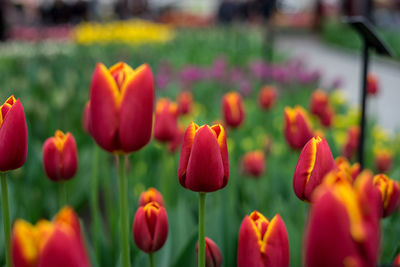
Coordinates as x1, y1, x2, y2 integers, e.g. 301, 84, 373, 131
319, 106, 334, 128
89, 62, 154, 153
237, 211, 289, 267
309, 90, 329, 117
138, 187, 165, 207
221, 92, 245, 128
374, 149, 393, 173
305, 176, 380, 267
0, 95, 28, 172
394, 253, 400, 266
241, 150, 265, 178
283, 106, 313, 150
367, 73, 379, 96
196, 237, 223, 267
335, 157, 361, 182
293, 136, 336, 202
154, 98, 179, 142
342, 126, 360, 159
178, 122, 229, 192
258, 85, 277, 110
177, 90, 193, 115
373, 174, 400, 217
42, 130, 78, 181
168, 125, 184, 154
12, 206, 90, 267
132, 202, 168, 253
82, 101, 90, 134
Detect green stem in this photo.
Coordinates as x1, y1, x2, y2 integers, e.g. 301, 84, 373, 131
91, 145, 100, 264
198, 193, 206, 267
117, 155, 130, 267
1, 173, 11, 267
149, 253, 154, 267
59, 181, 68, 207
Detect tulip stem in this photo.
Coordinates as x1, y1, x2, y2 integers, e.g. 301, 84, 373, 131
59, 181, 68, 206
149, 253, 154, 267
1, 173, 11, 267
91, 145, 100, 263
198, 192, 206, 267
117, 154, 131, 267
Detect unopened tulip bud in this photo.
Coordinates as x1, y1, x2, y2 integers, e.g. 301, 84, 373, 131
342, 126, 360, 159
367, 73, 379, 96
42, 130, 78, 181
258, 85, 277, 110
241, 150, 265, 178
154, 98, 179, 142
139, 188, 165, 207
373, 174, 400, 217
284, 106, 313, 150
221, 92, 245, 128
177, 91, 193, 115
309, 90, 329, 117
196, 237, 223, 267
374, 149, 393, 173
394, 253, 400, 267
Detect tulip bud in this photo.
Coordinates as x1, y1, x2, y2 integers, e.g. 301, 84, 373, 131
283, 106, 313, 150
374, 149, 393, 173
221, 92, 245, 128
367, 73, 379, 96
309, 90, 328, 117
133, 202, 168, 253
305, 176, 380, 267
394, 253, 400, 267
319, 106, 334, 128
177, 90, 193, 115
82, 101, 90, 134
89, 62, 154, 154
178, 122, 229, 192
168, 125, 184, 154
196, 237, 223, 267
0, 95, 28, 172
258, 85, 277, 110
154, 98, 179, 142
241, 150, 265, 178
335, 157, 361, 182
139, 187, 165, 207
237, 212, 289, 267
42, 130, 78, 181
373, 174, 400, 217
342, 126, 360, 159
293, 137, 336, 202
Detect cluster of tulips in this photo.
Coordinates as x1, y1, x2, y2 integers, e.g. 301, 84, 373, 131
1, 57, 399, 267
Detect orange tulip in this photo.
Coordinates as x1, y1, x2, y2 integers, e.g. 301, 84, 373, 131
237, 211, 289, 267
154, 98, 179, 142
221, 92, 245, 128
12, 207, 90, 267
241, 150, 265, 178
138, 187, 165, 207
373, 174, 400, 218
0, 95, 28, 172
258, 85, 277, 110
178, 122, 229, 192
42, 130, 78, 181
196, 237, 223, 267
283, 106, 313, 150
177, 90, 193, 115
89, 62, 154, 154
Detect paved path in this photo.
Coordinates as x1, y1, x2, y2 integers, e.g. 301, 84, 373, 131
276, 34, 400, 133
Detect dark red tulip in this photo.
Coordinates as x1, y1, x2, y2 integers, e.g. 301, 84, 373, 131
367, 73, 379, 96
0, 95, 28, 172
178, 122, 229, 192
305, 175, 380, 267
309, 90, 328, 117
394, 253, 400, 266
12, 206, 90, 267
283, 106, 313, 150
221, 92, 245, 128
342, 126, 360, 159
42, 130, 78, 181
177, 90, 193, 115
138, 187, 165, 207
374, 149, 393, 173
373, 174, 400, 218
237, 211, 289, 267
293, 136, 336, 202
154, 98, 179, 143
319, 106, 334, 128
89, 62, 154, 154
258, 85, 277, 110
196, 237, 223, 267
132, 202, 168, 253
241, 150, 265, 178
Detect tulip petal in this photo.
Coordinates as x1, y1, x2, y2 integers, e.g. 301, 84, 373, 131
42, 139, 62, 181
133, 207, 153, 252
178, 122, 198, 187
211, 124, 229, 187
60, 134, 78, 180
237, 216, 264, 267
151, 207, 168, 252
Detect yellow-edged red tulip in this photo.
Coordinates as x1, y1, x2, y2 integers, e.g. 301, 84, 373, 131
374, 149, 393, 173
293, 136, 336, 202
342, 126, 360, 159
178, 122, 229, 192
132, 202, 168, 253
283, 106, 313, 150
177, 90, 193, 115
241, 150, 265, 178
305, 175, 380, 267
394, 253, 400, 267
367, 73, 379, 96
237, 211, 289, 267
138, 187, 165, 207
42, 130, 78, 182
0, 95, 28, 172
258, 85, 277, 110
196, 237, 223, 267
373, 174, 400, 218
221, 92, 245, 128
154, 98, 179, 142
335, 157, 361, 182
89, 62, 154, 154
309, 90, 328, 117
12, 207, 90, 267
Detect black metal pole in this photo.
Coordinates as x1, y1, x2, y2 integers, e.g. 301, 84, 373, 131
358, 40, 369, 169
